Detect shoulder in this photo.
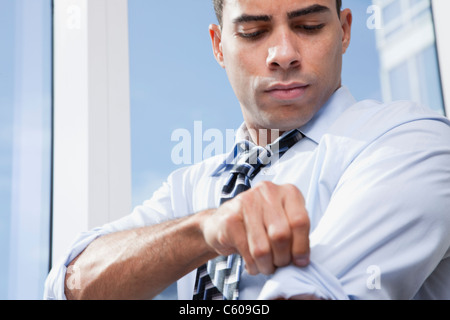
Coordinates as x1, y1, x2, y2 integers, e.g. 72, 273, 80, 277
167, 153, 229, 184
327, 99, 450, 147
164, 153, 229, 202
314, 99, 450, 188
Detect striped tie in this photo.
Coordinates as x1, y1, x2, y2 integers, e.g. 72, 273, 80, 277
193, 129, 304, 300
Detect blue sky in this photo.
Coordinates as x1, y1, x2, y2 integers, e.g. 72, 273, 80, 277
128, 0, 382, 207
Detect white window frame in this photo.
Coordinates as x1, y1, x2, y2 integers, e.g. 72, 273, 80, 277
52, 0, 131, 264
432, 0, 450, 117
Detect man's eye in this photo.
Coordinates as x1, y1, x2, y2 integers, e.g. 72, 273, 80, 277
238, 30, 266, 40
296, 24, 325, 32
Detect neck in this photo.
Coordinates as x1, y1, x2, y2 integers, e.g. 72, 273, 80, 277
244, 126, 286, 147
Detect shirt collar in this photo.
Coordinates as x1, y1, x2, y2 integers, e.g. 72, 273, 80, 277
299, 86, 356, 144
212, 126, 301, 176
212, 86, 357, 176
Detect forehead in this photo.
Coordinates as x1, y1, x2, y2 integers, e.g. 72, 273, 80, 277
222, 0, 336, 17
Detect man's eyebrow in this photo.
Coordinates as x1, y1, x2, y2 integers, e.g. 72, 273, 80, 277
287, 4, 331, 19
233, 14, 271, 24
232, 4, 331, 24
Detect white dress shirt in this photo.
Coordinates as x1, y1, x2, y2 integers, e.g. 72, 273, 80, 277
44, 86, 450, 300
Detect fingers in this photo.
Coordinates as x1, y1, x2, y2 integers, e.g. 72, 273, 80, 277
208, 199, 258, 274
242, 182, 310, 274
203, 181, 310, 276
282, 184, 310, 267
225, 212, 258, 275
240, 192, 274, 275
267, 216, 293, 267
256, 183, 293, 269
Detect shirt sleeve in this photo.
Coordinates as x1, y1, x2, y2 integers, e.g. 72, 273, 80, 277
258, 118, 450, 300
258, 262, 349, 300
43, 172, 180, 300
43, 229, 109, 300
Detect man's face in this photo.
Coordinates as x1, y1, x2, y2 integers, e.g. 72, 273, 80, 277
210, 0, 352, 134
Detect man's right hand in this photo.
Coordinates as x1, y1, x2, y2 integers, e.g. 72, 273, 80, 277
201, 181, 310, 275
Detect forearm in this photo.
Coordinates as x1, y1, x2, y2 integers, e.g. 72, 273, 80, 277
65, 210, 217, 300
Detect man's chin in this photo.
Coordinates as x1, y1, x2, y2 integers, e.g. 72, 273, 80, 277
258, 112, 313, 132
251, 122, 302, 136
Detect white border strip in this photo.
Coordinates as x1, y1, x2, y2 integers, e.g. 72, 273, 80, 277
432, 0, 450, 117
52, 0, 131, 264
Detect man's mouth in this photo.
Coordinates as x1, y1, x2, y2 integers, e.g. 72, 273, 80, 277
265, 83, 309, 101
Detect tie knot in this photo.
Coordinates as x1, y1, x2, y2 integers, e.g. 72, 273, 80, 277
242, 145, 273, 165
232, 129, 304, 178
232, 145, 272, 178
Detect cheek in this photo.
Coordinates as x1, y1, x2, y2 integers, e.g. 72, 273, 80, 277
305, 38, 342, 82
223, 47, 259, 99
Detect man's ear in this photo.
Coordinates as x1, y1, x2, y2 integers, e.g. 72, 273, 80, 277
209, 24, 225, 68
340, 9, 352, 54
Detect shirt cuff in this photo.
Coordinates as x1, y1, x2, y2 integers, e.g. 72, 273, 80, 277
43, 228, 109, 300
257, 261, 349, 300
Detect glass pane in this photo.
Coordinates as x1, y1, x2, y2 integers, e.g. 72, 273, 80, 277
0, 0, 53, 299
371, 0, 444, 114
416, 44, 445, 114
342, 0, 383, 102
128, 0, 242, 208
128, 0, 240, 300
389, 61, 411, 101
127, 0, 445, 300
383, 0, 402, 26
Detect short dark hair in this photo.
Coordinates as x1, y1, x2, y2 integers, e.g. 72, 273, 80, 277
212, 0, 343, 26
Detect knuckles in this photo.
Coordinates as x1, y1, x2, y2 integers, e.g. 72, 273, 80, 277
253, 181, 279, 198
289, 211, 310, 230
267, 225, 291, 245
212, 181, 309, 274
250, 243, 271, 261
282, 183, 303, 198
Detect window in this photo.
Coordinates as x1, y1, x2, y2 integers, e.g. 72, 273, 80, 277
127, 0, 445, 299
389, 61, 411, 101
373, 0, 445, 114
128, 0, 243, 211
383, 0, 402, 26
0, 0, 53, 299
128, 0, 239, 300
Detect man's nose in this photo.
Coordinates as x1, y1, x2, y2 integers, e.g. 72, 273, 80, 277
266, 30, 301, 71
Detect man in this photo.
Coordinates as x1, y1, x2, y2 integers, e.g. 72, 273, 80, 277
45, 0, 450, 300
